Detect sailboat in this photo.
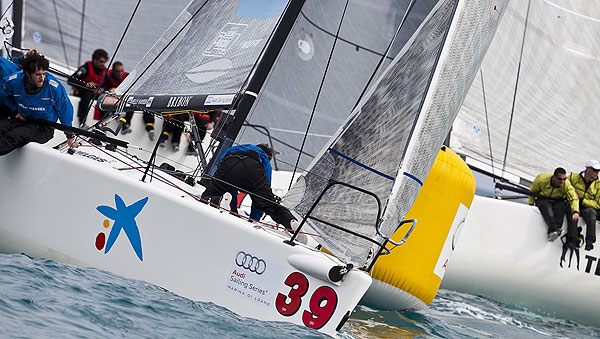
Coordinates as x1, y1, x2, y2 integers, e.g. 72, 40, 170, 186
441, 0, 600, 327
0, 0, 506, 335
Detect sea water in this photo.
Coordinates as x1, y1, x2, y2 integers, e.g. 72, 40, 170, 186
0, 253, 598, 338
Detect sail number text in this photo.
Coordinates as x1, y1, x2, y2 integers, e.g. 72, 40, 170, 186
275, 272, 338, 329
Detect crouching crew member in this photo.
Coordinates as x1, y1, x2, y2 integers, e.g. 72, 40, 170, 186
0, 52, 76, 155
201, 143, 296, 228
529, 167, 579, 242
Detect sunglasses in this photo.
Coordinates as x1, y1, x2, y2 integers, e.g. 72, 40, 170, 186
556, 177, 567, 181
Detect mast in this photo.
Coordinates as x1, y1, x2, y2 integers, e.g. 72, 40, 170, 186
206, 0, 307, 175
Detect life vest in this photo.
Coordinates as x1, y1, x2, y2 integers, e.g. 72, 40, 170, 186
106, 69, 128, 90
81, 61, 106, 86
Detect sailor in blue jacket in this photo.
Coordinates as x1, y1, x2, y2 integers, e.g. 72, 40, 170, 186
0, 54, 21, 119
0, 51, 76, 155
201, 143, 296, 228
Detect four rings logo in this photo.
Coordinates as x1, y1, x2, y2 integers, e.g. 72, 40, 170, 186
236, 251, 266, 275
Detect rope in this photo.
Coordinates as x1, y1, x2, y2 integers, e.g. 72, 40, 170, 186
77, 0, 86, 67
1, 2, 12, 19
51, 0, 70, 67
83, 0, 143, 128
480, 69, 496, 183
351, 0, 417, 111
288, 0, 350, 191
502, 0, 532, 177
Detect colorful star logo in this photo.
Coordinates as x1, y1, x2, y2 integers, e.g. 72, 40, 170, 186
95, 194, 148, 261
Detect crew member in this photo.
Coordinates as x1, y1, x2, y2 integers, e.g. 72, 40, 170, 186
0, 50, 35, 119
0, 55, 20, 119
529, 167, 579, 241
201, 143, 296, 229
567, 160, 600, 250
0, 52, 75, 155
69, 48, 108, 126
102, 61, 155, 138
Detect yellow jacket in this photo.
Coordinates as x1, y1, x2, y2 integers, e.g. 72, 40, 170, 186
529, 173, 579, 212
567, 172, 600, 210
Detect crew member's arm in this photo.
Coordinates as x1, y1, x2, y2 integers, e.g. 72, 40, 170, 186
582, 181, 600, 210
0, 75, 17, 114
529, 176, 541, 205
55, 82, 78, 148
68, 64, 89, 89
564, 180, 579, 220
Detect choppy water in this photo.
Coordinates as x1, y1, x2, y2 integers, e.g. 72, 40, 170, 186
0, 253, 598, 339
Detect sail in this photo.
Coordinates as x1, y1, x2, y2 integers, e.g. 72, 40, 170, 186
115, 0, 289, 110
451, 1, 600, 183
236, 0, 440, 171
19, 0, 189, 71
284, 0, 508, 267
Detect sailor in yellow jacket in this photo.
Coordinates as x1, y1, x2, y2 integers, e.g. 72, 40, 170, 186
529, 167, 579, 241
566, 160, 600, 250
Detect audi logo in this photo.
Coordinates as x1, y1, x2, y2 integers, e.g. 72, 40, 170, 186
236, 251, 267, 275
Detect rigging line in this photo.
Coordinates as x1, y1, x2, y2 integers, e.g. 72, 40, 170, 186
1, 1, 13, 20
243, 123, 315, 158
351, 0, 417, 111
86, 0, 143, 128
480, 69, 496, 183
501, 0, 532, 177
52, 0, 70, 67
77, 0, 85, 67
118, 0, 210, 103
298, 11, 393, 61
287, 0, 351, 192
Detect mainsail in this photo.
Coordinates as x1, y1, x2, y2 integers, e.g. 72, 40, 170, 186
236, 0, 440, 171
284, 0, 508, 268
17, 0, 189, 70
451, 1, 600, 183
116, 0, 289, 110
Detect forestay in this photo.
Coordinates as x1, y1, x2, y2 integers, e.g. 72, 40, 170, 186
284, 0, 508, 268
236, 0, 440, 171
452, 1, 600, 183
116, 0, 288, 103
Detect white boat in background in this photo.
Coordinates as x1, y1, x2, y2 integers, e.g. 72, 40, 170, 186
442, 0, 600, 327
0, 0, 507, 335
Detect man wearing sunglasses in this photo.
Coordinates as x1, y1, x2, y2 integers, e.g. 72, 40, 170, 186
566, 160, 600, 250
529, 167, 579, 242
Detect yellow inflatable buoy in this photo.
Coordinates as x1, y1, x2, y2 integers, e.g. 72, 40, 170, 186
360, 146, 476, 311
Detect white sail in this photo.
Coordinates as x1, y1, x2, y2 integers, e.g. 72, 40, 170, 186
284, 0, 508, 268
117, 0, 288, 102
451, 1, 600, 182
237, 0, 441, 171
19, 0, 189, 71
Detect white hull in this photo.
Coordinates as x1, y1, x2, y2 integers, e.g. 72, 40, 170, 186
442, 195, 600, 327
0, 143, 371, 335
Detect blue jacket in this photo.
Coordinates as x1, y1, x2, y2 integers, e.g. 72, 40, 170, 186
0, 71, 74, 126
0, 56, 21, 107
0, 56, 20, 78
220, 144, 273, 221
219, 144, 272, 183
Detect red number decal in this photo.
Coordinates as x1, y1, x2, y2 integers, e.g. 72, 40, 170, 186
275, 272, 309, 316
302, 286, 338, 329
